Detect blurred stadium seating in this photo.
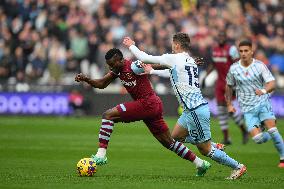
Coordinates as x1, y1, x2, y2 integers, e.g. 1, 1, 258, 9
0, 0, 283, 115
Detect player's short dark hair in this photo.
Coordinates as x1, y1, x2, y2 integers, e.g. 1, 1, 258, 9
239, 40, 252, 48
105, 48, 123, 60
173, 32, 191, 51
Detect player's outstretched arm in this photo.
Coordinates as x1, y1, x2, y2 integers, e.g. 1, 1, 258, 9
75, 73, 116, 89
141, 63, 170, 78
123, 37, 167, 65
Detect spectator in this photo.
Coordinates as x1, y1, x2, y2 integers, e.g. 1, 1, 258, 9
0, 45, 12, 82
0, 0, 282, 90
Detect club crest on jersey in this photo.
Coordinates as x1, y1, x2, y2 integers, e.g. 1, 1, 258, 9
125, 73, 133, 80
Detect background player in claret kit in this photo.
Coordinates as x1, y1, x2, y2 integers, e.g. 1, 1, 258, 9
75, 48, 212, 176
203, 31, 248, 145
123, 33, 247, 180
225, 40, 284, 168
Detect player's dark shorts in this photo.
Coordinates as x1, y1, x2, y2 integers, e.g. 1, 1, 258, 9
116, 95, 169, 135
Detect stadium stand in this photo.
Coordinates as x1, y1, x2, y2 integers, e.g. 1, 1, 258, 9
0, 0, 283, 93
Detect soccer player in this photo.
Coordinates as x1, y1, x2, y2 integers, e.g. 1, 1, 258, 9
204, 32, 248, 145
75, 48, 211, 176
123, 33, 247, 179
140, 63, 225, 151
225, 39, 284, 168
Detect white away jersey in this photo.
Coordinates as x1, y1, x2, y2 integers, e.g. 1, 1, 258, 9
129, 45, 207, 110
159, 52, 208, 110
226, 59, 275, 112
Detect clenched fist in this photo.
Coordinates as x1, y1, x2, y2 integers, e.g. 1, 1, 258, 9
75, 73, 89, 82
123, 37, 135, 48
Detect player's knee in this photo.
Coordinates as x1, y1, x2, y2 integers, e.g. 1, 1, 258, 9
252, 133, 265, 144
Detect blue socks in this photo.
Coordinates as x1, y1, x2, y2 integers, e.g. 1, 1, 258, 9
207, 147, 239, 169
268, 127, 284, 160
252, 132, 271, 144
211, 142, 218, 148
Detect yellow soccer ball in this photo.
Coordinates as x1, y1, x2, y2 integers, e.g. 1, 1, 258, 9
77, 158, 97, 176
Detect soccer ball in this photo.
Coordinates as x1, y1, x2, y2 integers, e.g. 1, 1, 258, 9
131, 60, 144, 75
76, 158, 97, 176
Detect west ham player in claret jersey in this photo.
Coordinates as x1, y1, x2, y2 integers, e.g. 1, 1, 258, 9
204, 31, 248, 145
75, 48, 211, 177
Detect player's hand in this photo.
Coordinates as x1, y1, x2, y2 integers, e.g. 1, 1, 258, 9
141, 63, 153, 75
227, 104, 236, 113
75, 73, 88, 82
123, 37, 135, 48
255, 89, 265, 96
193, 57, 205, 66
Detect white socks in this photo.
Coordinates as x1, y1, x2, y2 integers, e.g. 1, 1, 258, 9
96, 148, 106, 158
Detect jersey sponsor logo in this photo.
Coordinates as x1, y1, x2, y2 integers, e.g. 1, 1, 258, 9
121, 79, 136, 87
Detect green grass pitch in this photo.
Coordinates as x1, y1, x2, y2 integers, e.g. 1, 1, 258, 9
0, 116, 284, 189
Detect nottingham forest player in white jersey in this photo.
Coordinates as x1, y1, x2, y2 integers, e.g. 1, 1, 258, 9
123, 33, 246, 179
225, 39, 284, 168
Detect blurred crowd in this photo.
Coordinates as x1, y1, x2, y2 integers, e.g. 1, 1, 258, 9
0, 0, 283, 92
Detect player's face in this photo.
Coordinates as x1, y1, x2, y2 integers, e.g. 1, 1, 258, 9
218, 33, 226, 45
171, 41, 179, 53
106, 56, 123, 71
239, 45, 253, 62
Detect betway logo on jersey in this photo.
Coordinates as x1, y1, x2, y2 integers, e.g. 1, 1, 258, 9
121, 79, 136, 87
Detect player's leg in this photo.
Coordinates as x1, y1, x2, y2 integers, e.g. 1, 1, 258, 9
150, 125, 198, 163
172, 123, 225, 151
93, 100, 156, 165
92, 107, 121, 165
217, 105, 231, 145
260, 102, 284, 167
196, 141, 244, 170
244, 110, 271, 144
171, 105, 213, 176
196, 141, 246, 179
229, 106, 249, 144
189, 104, 246, 179
144, 102, 210, 177
215, 86, 231, 145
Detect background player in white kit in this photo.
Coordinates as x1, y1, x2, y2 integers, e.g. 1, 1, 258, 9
123, 33, 246, 179
225, 40, 284, 168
